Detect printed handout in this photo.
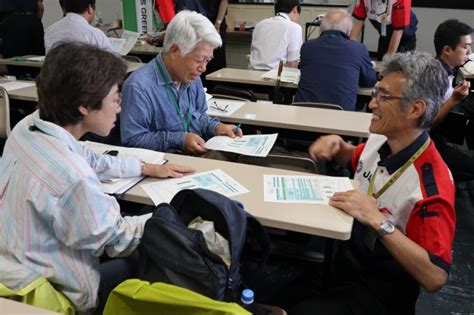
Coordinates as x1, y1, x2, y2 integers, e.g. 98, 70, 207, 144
141, 169, 249, 205
205, 134, 278, 157
264, 175, 353, 204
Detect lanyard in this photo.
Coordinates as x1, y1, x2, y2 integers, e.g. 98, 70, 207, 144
155, 58, 192, 132
367, 138, 430, 199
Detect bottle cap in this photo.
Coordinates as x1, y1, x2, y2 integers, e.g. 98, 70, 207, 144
241, 289, 254, 305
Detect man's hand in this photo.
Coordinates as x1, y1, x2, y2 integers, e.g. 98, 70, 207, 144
215, 123, 243, 138
308, 135, 344, 161
329, 189, 385, 229
184, 132, 208, 155
451, 80, 470, 103
143, 163, 195, 178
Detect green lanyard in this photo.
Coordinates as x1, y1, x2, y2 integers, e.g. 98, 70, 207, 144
367, 138, 430, 199
155, 58, 192, 132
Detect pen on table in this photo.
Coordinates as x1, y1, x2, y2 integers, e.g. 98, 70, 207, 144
103, 150, 119, 156
232, 123, 241, 134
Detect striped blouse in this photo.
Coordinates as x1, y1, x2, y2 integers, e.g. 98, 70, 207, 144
0, 111, 150, 311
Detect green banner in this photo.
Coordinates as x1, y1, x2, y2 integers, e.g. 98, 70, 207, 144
122, 0, 156, 34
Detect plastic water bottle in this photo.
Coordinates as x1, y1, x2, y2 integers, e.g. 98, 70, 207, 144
97, 12, 103, 25
240, 289, 255, 310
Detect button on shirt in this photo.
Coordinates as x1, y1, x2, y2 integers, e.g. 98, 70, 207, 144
44, 12, 113, 53
250, 13, 302, 70
0, 111, 150, 311
120, 54, 221, 152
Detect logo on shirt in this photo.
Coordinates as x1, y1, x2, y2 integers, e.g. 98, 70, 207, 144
379, 207, 393, 215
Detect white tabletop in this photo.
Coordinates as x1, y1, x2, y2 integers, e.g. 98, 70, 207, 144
206, 68, 375, 96
0, 55, 143, 73
210, 101, 372, 138
124, 152, 355, 240
130, 42, 162, 56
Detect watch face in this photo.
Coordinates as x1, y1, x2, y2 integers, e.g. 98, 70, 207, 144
379, 220, 395, 236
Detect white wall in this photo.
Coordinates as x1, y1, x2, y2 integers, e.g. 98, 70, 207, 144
42, 0, 122, 29
361, 7, 474, 56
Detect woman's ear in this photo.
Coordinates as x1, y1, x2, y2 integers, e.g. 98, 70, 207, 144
78, 105, 89, 116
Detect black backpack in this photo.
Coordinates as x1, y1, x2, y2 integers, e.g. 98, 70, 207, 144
138, 189, 270, 301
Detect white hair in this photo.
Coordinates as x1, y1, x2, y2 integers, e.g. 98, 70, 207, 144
163, 10, 222, 55
320, 9, 353, 34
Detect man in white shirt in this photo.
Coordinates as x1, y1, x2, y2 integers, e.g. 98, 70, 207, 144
249, 0, 302, 70
44, 0, 112, 53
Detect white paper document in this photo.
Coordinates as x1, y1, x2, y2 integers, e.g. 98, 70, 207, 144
0, 81, 35, 91
26, 56, 45, 62
82, 141, 166, 195
109, 30, 140, 55
141, 169, 249, 205
263, 175, 353, 204
205, 134, 278, 157
463, 61, 474, 74
83, 141, 165, 164
261, 67, 300, 84
207, 98, 246, 116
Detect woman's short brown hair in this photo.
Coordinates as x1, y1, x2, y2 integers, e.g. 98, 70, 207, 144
37, 42, 127, 126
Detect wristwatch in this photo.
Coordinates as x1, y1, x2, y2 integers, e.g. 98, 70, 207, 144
377, 220, 395, 237
215, 19, 222, 26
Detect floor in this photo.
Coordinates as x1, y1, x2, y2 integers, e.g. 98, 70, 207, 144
416, 180, 474, 314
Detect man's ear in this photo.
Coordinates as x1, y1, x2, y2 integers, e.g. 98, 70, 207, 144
168, 43, 181, 60
409, 99, 426, 121
86, 4, 94, 15
441, 45, 453, 58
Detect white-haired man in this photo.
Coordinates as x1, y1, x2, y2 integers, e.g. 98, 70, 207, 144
295, 9, 377, 111
121, 10, 242, 155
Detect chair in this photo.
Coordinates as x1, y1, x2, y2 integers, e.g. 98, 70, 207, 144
291, 101, 343, 111
237, 153, 319, 174
212, 85, 257, 102
0, 86, 11, 139
122, 55, 143, 63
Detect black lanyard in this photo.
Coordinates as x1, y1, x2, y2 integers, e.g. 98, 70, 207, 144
155, 57, 192, 132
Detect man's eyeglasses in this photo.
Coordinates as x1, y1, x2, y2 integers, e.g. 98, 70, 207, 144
210, 101, 228, 112
371, 89, 406, 103
193, 56, 213, 66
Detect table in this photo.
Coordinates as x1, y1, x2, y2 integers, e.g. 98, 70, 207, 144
5, 82, 37, 102
0, 55, 144, 73
206, 68, 375, 96
123, 152, 355, 241
130, 42, 161, 56
207, 68, 298, 89
6, 87, 371, 138
210, 101, 371, 138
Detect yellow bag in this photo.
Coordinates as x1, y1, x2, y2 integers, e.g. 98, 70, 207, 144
103, 279, 251, 315
0, 276, 74, 315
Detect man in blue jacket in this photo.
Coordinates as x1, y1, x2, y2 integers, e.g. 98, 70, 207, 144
295, 9, 377, 111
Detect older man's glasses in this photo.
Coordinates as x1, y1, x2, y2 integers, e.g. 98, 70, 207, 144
371, 89, 406, 103
193, 56, 213, 66
210, 101, 228, 112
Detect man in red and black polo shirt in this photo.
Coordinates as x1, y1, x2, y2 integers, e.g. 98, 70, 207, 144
291, 51, 455, 315
350, 0, 418, 60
